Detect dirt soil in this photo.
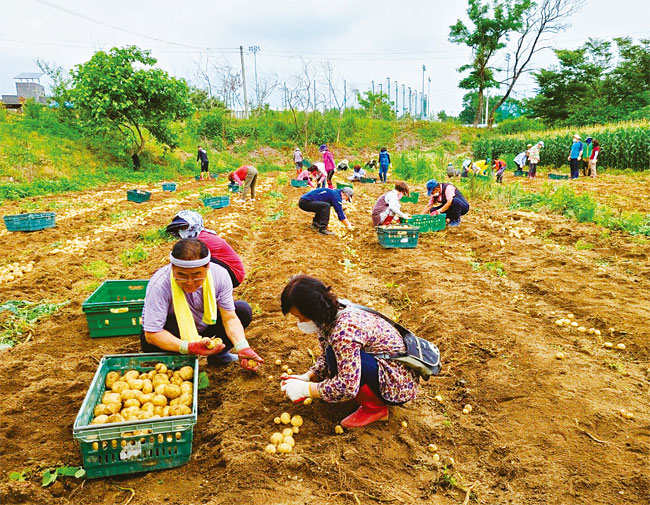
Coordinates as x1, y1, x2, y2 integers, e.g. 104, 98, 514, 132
0, 171, 649, 505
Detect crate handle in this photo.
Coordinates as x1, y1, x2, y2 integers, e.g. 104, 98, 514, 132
110, 307, 129, 314
128, 285, 145, 291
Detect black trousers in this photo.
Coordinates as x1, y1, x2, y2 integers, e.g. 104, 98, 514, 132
201, 160, 209, 173
139, 300, 252, 353
299, 198, 331, 230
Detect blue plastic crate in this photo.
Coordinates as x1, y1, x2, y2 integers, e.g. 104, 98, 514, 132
548, 173, 569, 180
127, 190, 151, 203
290, 179, 309, 187
162, 182, 177, 192
3, 212, 56, 232
227, 183, 241, 193
202, 195, 230, 209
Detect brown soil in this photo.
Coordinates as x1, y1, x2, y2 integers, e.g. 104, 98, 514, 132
1, 173, 649, 505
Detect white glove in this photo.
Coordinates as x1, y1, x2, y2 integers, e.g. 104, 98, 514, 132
281, 372, 311, 382
281, 379, 312, 403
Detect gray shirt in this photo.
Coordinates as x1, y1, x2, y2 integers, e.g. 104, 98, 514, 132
142, 263, 235, 333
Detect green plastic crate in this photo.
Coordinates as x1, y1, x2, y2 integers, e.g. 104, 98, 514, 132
227, 183, 241, 193
302, 158, 312, 169
82, 280, 148, 338
360, 177, 377, 183
376, 225, 419, 248
548, 173, 569, 180
162, 182, 177, 192
336, 182, 353, 189
73, 353, 199, 479
127, 190, 151, 203
400, 192, 420, 204
514, 170, 529, 177
290, 179, 309, 187
202, 195, 230, 209
404, 214, 446, 233
3, 212, 56, 232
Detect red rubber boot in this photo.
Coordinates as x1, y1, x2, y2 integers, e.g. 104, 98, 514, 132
340, 384, 389, 428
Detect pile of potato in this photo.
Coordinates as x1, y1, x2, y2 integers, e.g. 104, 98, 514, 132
0, 261, 34, 283
91, 363, 194, 425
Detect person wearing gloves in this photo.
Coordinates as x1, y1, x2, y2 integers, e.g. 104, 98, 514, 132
471, 159, 490, 175
295, 168, 316, 187
513, 150, 528, 171
423, 179, 469, 228
378, 147, 391, 183
493, 158, 507, 183
460, 158, 472, 177
228, 165, 258, 201
293, 147, 303, 175
279, 275, 419, 428
527, 141, 543, 179
568, 134, 583, 179
311, 162, 328, 188
140, 239, 263, 370
166, 210, 245, 288
348, 165, 366, 181
371, 181, 411, 226
320, 144, 336, 189
298, 186, 354, 235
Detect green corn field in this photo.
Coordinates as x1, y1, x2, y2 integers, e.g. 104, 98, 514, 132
473, 121, 650, 171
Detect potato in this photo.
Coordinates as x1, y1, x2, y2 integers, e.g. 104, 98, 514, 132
92, 414, 109, 425
141, 402, 155, 413
121, 406, 140, 419
433, 453, 441, 462
142, 379, 153, 395
180, 382, 193, 395
111, 381, 129, 394
163, 384, 182, 399
124, 370, 140, 382
270, 432, 284, 445
177, 393, 192, 407
334, 425, 344, 434
274, 417, 281, 424
280, 412, 291, 424
292, 426, 299, 434
147, 370, 157, 380
179, 366, 194, 381
119, 389, 135, 401
283, 435, 295, 448
128, 378, 144, 391
170, 398, 179, 406
162, 406, 170, 417
152, 375, 169, 388
282, 427, 294, 437
155, 363, 168, 374
107, 414, 125, 424
265, 444, 277, 454
277, 443, 292, 454
137, 411, 153, 420
274, 359, 282, 366
139, 373, 149, 380
169, 405, 191, 416
102, 392, 122, 405
166, 370, 174, 378
94, 404, 108, 417
153, 405, 165, 416
155, 384, 167, 395
124, 398, 141, 409
139, 393, 154, 404
428, 444, 438, 453
105, 371, 121, 389
303, 398, 313, 406
151, 394, 167, 407
104, 402, 123, 415
290, 415, 303, 428
401, 420, 408, 428
170, 375, 184, 387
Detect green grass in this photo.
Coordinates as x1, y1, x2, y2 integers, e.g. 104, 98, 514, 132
119, 245, 149, 266
83, 260, 110, 279
0, 300, 67, 347
139, 226, 175, 246
575, 239, 594, 250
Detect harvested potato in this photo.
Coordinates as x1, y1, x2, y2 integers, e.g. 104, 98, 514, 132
434, 395, 443, 403
107, 414, 125, 424
164, 384, 182, 399
280, 412, 291, 424
401, 421, 408, 428
265, 444, 277, 454
275, 359, 282, 366
142, 379, 153, 395
179, 366, 194, 381
303, 398, 313, 406
137, 411, 153, 420
128, 378, 144, 391
171, 375, 184, 387
334, 425, 344, 434
177, 393, 192, 407
464, 404, 473, 412
124, 398, 141, 409
292, 426, 299, 434
139, 373, 149, 380
433, 453, 440, 462
141, 402, 155, 413
124, 370, 140, 382
92, 414, 109, 425
166, 370, 174, 378
270, 432, 283, 445
155, 363, 168, 374
105, 371, 121, 389
152, 394, 168, 407
153, 406, 165, 417
286, 368, 293, 375
616, 343, 626, 350
121, 406, 140, 419
93, 404, 107, 417
104, 402, 122, 415
137, 393, 154, 405
155, 384, 167, 395
594, 329, 601, 336
180, 382, 193, 395
555, 352, 565, 360
603, 342, 613, 348
291, 415, 303, 428
152, 374, 169, 388
169, 405, 191, 416
282, 427, 294, 437
111, 381, 129, 394
428, 444, 438, 453
283, 435, 295, 448
277, 443, 292, 454
170, 398, 180, 406
120, 389, 136, 401
162, 406, 170, 417
274, 417, 281, 424
462, 408, 470, 415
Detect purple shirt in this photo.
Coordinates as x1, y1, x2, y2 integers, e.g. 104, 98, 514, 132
142, 263, 235, 333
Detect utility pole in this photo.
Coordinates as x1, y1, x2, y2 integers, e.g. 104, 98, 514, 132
427, 77, 431, 120
344, 80, 347, 109
505, 53, 510, 85
402, 84, 405, 116
379, 83, 382, 95
395, 81, 398, 115
313, 80, 316, 111
408, 87, 412, 115
372, 80, 374, 94
421, 64, 426, 119
248, 45, 260, 107
239, 45, 249, 118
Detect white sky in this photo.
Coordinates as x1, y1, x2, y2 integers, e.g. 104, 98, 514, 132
1, 0, 648, 115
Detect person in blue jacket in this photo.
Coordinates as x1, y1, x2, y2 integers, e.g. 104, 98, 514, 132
298, 187, 354, 235
378, 147, 391, 183
568, 134, 583, 179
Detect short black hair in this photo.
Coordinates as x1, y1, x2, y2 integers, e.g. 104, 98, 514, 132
281, 275, 339, 326
171, 239, 208, 261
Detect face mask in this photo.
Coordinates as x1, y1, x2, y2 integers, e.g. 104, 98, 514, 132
297, 320, 319, 334
178, 228, 192, 239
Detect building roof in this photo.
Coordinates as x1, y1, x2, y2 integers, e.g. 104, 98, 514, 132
1, 95, 21, 105
14, 72, 44, 80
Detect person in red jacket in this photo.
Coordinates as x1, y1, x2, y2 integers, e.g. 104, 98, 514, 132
166, 211, 245, 288
228, 165, 258, 201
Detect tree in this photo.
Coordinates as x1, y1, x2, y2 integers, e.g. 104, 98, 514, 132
449, 0, 532, 127
70, 46, 193, 158
488, 0, 584, 126
356, 91, 395, 120
459, 90, 526, 124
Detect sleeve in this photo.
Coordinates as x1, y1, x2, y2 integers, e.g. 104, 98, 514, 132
316, 324, 363, 402
213, 267, 236, 311
142, 275, 171, 332
331, 193, 347, 221
233, 173, 243, 184
445, 185, 456, 201
592, 149, 599, 161
387, 153, 391, 164
308, 336, 330, 381
386, 192, 408, 219
197, 151, 200, 162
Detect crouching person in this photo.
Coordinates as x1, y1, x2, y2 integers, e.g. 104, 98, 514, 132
279, 275, 418, 428
140, 239, 263, 371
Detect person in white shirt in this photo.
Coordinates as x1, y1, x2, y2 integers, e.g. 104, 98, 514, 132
371, 181, 411, 226
348, 165, 367, 181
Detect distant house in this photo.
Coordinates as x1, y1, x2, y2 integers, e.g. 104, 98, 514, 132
1, 72, 47, 109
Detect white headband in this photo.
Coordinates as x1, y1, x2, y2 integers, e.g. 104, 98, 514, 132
169, 252, 211, 268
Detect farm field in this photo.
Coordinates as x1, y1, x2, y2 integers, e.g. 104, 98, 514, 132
0, 171, 649, 505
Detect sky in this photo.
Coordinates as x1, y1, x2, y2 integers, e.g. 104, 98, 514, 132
1, 0, 648, 116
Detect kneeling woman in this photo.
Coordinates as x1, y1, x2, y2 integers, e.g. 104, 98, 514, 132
280, 275, 418, 427
141, 239, 263, 371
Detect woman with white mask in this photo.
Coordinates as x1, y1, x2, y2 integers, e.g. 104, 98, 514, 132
279, 275, 419, 428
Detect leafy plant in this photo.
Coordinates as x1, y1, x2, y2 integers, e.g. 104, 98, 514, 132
268, 190, 285, 199
119, 245, 149, 266
83, 260, 110, 279
0, 300, 67, 347
266, 210, 284, 221
575, 239, 594, 250
484, 261, 507, 276
42, 466, 86, 487
197, 371, 209, 390
139, 226, 175, 246
9, 469, 31, 482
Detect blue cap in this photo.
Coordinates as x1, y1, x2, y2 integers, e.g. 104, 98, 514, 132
319, 144, 327, 152
426, 179, 438, 196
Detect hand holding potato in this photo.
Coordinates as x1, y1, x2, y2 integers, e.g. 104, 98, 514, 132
238, 347, 264, 371
188, 337, 226, 356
